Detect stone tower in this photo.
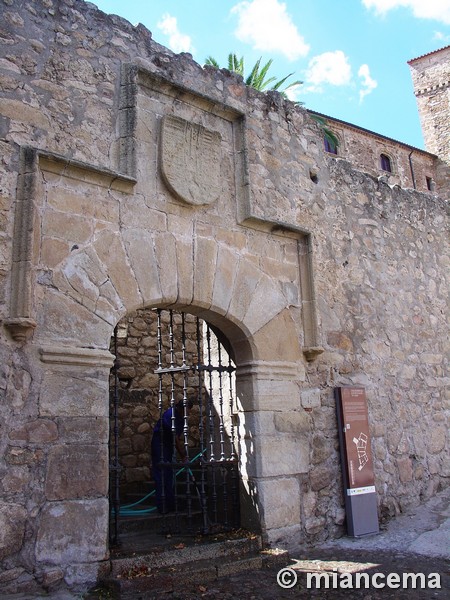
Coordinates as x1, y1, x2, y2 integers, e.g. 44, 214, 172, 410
408, 45, 450, 163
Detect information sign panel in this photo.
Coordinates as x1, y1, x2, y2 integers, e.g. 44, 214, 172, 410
335, 386, 379, 537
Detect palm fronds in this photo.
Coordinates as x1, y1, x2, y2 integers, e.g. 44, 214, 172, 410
204, 53, 300, 96
203, 53, 338, 149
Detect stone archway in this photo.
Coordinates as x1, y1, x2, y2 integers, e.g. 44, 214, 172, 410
32, 224, 307, 582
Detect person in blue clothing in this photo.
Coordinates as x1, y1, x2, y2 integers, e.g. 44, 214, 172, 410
151, 399, 193, 513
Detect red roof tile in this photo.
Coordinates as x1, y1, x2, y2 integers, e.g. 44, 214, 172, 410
408, 45, 450, 64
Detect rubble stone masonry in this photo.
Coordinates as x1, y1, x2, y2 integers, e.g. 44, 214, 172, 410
0, 0, 448, 593
409, 46, 450, 163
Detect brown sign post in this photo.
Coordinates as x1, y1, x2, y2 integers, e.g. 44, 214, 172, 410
335, 386, 379, 536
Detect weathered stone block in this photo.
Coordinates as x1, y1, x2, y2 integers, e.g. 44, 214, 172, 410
56, 417, 109, 444
212, 244, 239, 315
1, 466, 31, 493
93, 230, 143, 311
45, 445, 108, 500
35, 499, 109, 564
193, 236, 217, 309
120, 455, 137, 467
36, 288, 112, 346
250, 434, 309, 477
327, 331, 354, 351
0, 503, 27, 560
5, 447, 43, 465
311, 434, 333, 464
131, 434, 146, 452
238, 410, 276, 437
47, 186, 119, 223
137, 422, 151, 434
310, 465, 335, 491
228, 257, 261, 322
40, 568, 64, 589
40, 371, 109, 417
426, 426, 447, 454
40, 237, 70, 268
397, 457, 413, 483
257, 477, 301, 529
0, 567, 26, 585
8, 419, 58, 443
251, 310, 303, 362
125, 467, 150, 482
122, 228, 162, 305
237, 376, 300, 412
151, 231, 178, 305
305, 515, 326, 535
243, 273, 289, 335
265, 524, 302, 549
301, 490, 317, 519
0, 0, 448, 589
0, 98, 50, 128
42, 210, 93, 243
173, 236, 194, 306
274, 411, 310, 434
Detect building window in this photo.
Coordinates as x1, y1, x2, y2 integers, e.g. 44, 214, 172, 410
324, 135, 338, 155
380, 153, 392, 173
426, 176, 434, 191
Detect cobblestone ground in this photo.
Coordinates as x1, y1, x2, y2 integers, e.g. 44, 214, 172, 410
4, 547, 449, 600
109, 549, 448, 600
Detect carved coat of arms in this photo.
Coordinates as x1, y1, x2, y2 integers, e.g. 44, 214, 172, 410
160, 115, 222, 206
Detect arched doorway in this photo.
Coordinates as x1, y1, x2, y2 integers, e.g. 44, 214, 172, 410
108, 306, 242, 548
32, 226, 306, 581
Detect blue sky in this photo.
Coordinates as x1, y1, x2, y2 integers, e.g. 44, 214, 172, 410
91, 0, 450, 150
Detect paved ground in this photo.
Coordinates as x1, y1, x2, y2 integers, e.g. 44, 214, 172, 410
4, 487, 449, 599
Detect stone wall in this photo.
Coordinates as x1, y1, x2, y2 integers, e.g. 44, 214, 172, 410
0, 0, 448, 593
409, 46, 450, 163
313, 112, 439, 195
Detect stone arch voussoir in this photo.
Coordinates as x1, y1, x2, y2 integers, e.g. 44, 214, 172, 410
39, 229, 301, 364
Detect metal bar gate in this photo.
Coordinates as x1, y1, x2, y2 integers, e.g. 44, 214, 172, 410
109, 309, 240, 545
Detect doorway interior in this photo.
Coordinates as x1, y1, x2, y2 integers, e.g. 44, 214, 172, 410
108, 307, 241, 552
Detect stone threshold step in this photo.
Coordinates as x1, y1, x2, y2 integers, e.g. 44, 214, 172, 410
103, 547, 289, 596
110, 535, 263, 577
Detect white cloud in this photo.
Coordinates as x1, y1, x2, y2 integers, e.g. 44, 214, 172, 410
433, 30, 450, 42
157, 14, 194, 54
362, 0, 450, 25
284, 83, 304, 102
231, 0, 310, 60
358, 64, 378, 102
305, 51, 352, 92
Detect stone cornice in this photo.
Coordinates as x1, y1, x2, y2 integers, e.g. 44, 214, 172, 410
4, 318, 37, 343
237, 360, 301, 379
414, 80, 450, 96
37, 149, 136, 191
39, 346, 115, 368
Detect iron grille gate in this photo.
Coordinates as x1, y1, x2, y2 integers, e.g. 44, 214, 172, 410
109, 309, 240, 545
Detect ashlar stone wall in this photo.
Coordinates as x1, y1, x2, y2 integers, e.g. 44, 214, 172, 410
0, 0, 448, 593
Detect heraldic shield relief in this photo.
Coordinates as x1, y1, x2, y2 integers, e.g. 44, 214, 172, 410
160, 114, 222, 206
